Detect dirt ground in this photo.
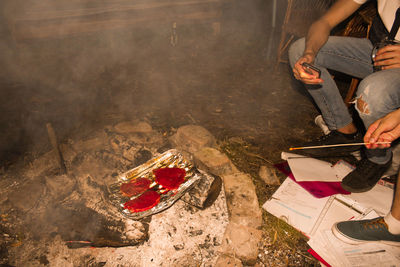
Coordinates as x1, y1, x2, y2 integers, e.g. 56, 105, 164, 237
0, 2, 354, 265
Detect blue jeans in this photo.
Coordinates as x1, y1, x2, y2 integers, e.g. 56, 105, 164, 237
288, 36, 400, 164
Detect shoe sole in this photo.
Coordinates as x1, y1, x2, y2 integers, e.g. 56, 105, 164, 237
298, 147, 361, 157
341, 159, 392, 193
332, 223, 400, 247
341, 182, 375, 193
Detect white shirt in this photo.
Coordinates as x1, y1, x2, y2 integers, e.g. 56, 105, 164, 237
354, 0, 400, 41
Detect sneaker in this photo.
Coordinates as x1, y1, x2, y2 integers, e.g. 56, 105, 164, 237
341, 156, 392, 193
332, 217, 400, 246
295, 130, 363, 157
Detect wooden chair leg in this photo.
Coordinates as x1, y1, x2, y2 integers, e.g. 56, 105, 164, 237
274, 32, 294, 72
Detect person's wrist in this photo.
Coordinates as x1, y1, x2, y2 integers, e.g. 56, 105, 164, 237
302, 51, 315, 62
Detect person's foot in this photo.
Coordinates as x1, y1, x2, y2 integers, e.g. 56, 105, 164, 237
332, 217, 400, 246
294, 130, 363, 157
341, 156, 392, 193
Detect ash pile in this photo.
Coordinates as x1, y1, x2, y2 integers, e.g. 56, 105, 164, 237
0, 121, 229, 266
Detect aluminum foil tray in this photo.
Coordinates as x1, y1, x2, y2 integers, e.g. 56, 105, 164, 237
108, 149, 202, 220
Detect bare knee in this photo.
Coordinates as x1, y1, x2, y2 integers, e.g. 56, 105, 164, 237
357, 95, 370, 114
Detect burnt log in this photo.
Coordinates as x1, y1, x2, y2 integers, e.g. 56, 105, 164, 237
46, 123, 67, 174
181, 170, 222, 209
27, 204, 149, 248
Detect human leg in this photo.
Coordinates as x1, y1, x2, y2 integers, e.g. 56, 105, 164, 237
288, 36, 373, 131
288, 37, 373, 156
355, 69, 400, 164
386, 172, 400, 234
341, 69, 400, 192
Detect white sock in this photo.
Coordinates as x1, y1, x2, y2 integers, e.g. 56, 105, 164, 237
384, 213, 400, 235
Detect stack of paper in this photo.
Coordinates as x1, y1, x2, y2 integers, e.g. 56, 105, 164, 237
262, 153, 399, 266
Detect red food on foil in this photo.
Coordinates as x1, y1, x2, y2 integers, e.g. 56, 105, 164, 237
120, 178, 152, 197
153, 167, 186, 190
124, 190, 160, 212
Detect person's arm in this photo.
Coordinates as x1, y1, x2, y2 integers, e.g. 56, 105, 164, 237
293, 0, 362, 84
364, 109, 400, 149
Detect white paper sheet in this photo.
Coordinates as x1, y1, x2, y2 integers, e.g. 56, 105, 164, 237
262, 177, 363, 237
262, 178, 330, 235
281, 152, 354, 182
324, 229, 400, 267
336, 184, 394, 216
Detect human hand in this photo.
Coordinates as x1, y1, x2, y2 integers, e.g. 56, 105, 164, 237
364, 109, 400, 149
292, 54, 324, 84
373, 44, 400, 70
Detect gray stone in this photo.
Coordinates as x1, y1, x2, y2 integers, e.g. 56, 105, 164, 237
171, 254, 201, 266
170, 125, 216, 153
109, 134, 127, 154
215, 254, 243, 267
124, 219, 148, 243
221, 173, 262, 229
114, 121, 153, 134
194, 147, 238, 176
220, 222, 262, 265
122, 146, 139, 161
72, 131, 108, 152
127, 131, 164, 147
258, 165, 280, 185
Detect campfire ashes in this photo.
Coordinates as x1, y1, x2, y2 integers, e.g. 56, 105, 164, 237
0, 121, 236, 266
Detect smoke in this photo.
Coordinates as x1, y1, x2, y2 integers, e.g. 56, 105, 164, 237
0, 0, 279, 165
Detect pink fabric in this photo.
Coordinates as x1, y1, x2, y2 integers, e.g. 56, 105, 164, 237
308, 248, 332, 267
275, 162, 350, 198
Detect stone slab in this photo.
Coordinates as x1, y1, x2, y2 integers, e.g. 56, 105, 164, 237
194, 147, 238, 176
259, 165, 280, 185
113, 121, 153, 134
215, 254, 243, 267
221, 173, 262, 229
220, 222, 262, 265
169, 125, 216, 154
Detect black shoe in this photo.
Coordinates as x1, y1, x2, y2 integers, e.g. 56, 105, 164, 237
295, 130, 363, 157
341, 156, 392, 193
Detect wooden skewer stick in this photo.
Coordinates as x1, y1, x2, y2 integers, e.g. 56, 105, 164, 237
289, 142, 391, 151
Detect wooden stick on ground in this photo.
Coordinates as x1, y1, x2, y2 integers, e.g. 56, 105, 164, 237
46, 122, 67, 174
289, 141, 391, 150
